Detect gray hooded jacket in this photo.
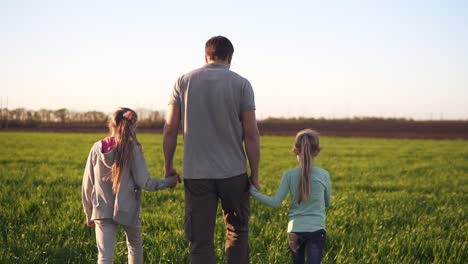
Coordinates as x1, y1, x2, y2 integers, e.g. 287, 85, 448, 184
82, 140, 177, 226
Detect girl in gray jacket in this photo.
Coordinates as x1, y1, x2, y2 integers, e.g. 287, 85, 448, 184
82, 107, 178, 264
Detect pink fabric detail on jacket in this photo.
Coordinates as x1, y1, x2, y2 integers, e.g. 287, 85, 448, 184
101, 137, 115, 153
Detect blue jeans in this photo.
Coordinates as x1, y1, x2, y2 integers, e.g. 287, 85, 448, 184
288, 229, 326, 264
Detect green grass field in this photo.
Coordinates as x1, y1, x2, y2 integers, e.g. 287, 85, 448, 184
1, 132, 467, 263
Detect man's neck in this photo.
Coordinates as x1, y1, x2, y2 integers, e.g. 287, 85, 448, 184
206, 59, 231, 67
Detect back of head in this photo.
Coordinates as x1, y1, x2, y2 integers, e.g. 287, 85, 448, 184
205, 35, 234, 62
294, 129, 321, 203
294, 129, 321, 157
107, 107, 139, 193
108, 107, 138, 143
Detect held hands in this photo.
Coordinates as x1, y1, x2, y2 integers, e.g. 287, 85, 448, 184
249, 175, 261, 190
86, 220, 95, 228
164, 167, 181, 188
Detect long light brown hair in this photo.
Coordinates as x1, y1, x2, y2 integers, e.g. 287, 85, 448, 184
106, 107, 139, 193
294, 129, 321, 204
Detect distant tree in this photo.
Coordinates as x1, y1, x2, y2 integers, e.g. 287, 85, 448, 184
55, 108, 69, 123
84, 111, 106, 123
10, 108, 29, 122
39, 109, 52, 122
149, 110, 165, 123
136, 108, 151, 121
32, 111, 41, 122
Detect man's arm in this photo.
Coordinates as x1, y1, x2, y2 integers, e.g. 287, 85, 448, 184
241, 109, 260, 189
163, 104, 181, 178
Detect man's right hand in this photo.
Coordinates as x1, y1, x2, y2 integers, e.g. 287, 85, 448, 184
165, 167, 177, 177
86, 220, 95, 228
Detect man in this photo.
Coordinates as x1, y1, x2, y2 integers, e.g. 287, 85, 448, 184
163, 35, 260, 264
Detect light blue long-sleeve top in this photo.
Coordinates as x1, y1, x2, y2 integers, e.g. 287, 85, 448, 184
250, 166, 331, 232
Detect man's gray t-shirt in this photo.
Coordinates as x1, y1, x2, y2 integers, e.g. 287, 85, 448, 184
169, 63, 255, 179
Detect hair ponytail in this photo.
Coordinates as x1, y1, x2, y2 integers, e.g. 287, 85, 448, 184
294, 129, 321, 204
106, 107, 139, 193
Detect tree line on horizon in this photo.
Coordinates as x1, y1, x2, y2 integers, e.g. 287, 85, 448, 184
1, 107, 466, 130
0, 108, 166, 129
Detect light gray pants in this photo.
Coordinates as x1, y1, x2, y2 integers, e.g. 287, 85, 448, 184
94, 219, 143, 264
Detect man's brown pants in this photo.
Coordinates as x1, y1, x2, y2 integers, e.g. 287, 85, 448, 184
184, 173, 250, 264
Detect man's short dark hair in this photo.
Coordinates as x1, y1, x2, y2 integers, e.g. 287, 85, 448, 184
205, 36, 234, 61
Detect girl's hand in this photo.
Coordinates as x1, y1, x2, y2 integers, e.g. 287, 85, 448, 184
165, 167, 182, 185
86, 220, 95, 228
250, 176, 261, 190
164, 175, 179, 188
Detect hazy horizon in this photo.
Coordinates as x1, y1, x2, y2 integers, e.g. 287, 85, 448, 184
2, 0, 467, 120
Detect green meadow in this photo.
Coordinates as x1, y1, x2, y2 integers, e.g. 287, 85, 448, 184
0, 132, 467, 263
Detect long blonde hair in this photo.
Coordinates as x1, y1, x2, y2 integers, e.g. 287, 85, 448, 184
106, 107, 139, 193
294, 129, 321, 204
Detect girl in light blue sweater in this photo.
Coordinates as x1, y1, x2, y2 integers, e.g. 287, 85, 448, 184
250, 129, 331, 264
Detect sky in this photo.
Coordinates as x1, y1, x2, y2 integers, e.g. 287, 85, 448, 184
1, 0, 467, 120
